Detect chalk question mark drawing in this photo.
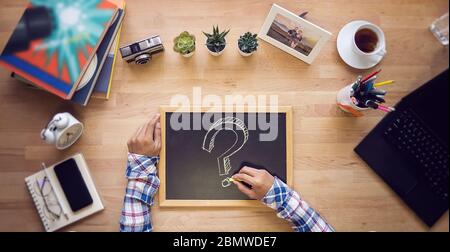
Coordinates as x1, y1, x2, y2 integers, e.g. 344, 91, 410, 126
202, 117, 249, 188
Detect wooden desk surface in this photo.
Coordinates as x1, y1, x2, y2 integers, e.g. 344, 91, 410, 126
0, 0, 448, 232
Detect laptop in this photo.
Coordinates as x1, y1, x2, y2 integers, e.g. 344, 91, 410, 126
355, 69, 449, 227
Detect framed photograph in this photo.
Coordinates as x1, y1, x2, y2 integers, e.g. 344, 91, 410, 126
259, 4, 332, 64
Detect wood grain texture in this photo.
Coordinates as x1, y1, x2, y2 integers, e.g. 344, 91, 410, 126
0, 0, 448, 232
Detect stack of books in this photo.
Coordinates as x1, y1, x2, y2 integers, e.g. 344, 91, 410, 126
0, 0, 126, 105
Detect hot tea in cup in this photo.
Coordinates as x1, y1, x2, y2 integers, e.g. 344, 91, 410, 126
352, 23, 386, 57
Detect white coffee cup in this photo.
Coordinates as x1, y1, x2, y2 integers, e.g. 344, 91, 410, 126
352, 23, 387, 58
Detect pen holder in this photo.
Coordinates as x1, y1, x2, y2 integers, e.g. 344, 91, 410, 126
337, 84, 369, 117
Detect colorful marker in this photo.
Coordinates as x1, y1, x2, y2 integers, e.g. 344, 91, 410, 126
374, 80, 395, 88
361, 69, 382, 84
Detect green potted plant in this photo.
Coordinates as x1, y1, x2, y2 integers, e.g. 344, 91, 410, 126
203, 25, 230, 56
238, 32, 259, 57
173, 31, 196, 57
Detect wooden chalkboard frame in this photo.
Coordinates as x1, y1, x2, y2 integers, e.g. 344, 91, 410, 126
159, 106, 293, 207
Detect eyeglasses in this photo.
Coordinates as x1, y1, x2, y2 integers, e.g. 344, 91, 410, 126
34, 176, 62, 222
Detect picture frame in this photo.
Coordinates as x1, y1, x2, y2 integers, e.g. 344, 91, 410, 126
158, 106, 294, 207
258, 4, 332, 64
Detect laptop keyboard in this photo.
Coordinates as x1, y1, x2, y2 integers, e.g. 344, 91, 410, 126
384, 109, 449, 200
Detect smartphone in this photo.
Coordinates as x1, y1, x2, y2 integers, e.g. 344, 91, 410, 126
53, 158, 93, 212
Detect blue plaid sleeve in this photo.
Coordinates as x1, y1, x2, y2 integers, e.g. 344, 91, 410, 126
119, 153, 160, 232
262, 177, 334, 232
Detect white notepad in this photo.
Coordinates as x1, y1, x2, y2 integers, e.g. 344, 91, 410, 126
25, 153, 104, 232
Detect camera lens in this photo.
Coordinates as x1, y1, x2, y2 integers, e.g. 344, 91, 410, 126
135, 53, 151, 64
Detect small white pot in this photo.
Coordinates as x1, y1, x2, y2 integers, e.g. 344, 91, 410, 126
182, 51, 195, 58
238, 47, 254, 57
208, 49, 225, 56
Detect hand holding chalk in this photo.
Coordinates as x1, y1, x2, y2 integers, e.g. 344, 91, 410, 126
232, 166, 275, 200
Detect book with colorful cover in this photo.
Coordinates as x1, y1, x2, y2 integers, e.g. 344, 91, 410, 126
0, 0, 119, 100
10, 1, 125, 105
71, 1, 125, 106
92, 24, 122, 100
11, 24, 122, 103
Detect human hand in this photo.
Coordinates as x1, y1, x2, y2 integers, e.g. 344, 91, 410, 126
231, 166, 275, 200
127, 114, 161, 156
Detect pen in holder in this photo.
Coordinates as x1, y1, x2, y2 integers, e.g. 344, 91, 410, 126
337, 81, 369, 117
337, 69, 396, 117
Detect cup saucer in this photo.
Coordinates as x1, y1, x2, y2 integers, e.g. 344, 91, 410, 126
337, 20, 384, 70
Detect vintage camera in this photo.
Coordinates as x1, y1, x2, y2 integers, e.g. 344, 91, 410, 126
119, 35, 164, 64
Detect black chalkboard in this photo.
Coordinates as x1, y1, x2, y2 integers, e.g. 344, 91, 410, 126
161, 110, 292, 204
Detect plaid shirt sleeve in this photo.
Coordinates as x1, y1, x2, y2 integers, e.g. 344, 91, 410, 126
119, 153, 160, 232
262, 177, 334, 232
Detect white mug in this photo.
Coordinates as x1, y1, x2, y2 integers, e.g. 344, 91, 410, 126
352, 23, 387, 58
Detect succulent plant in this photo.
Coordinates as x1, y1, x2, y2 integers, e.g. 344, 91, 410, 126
203, 25, 230, 53
238, 32, 258, 53
173, 31, 196, 55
